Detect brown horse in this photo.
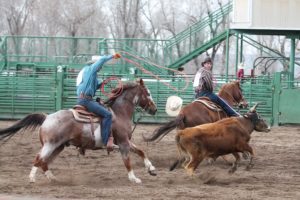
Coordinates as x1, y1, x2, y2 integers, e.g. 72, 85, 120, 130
170, 103, 270, 175
0, 78, 157, 184
144, 80, 248, 142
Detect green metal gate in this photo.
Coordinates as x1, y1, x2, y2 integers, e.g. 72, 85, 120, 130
273, 72, 300, 125
0, 68, 275, 125
0, 69, 56, 119
241, 76, 273, 125
0, 35, 298, 125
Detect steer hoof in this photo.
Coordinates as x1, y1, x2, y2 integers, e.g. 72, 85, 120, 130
246, 164, 254, 171
242, 152, 250, 160
228, 167, 237, 174
206, 158, 215, 165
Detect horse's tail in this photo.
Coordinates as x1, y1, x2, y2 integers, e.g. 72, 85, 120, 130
0, 113, 47, 140
143, 114, 185, 142
170, 133, 185, 171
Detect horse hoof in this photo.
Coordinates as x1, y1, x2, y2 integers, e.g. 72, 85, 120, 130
148, 170, 157, 176
135, 178, 142, 184
45, 170, 57, 182
29, 178, 36, 183
130, 178, 142, 184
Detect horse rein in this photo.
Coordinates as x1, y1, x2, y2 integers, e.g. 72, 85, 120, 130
130, 107, 145, 135
122, 96, 148, 135
130, 87, 153, 135
107, 83, 152, 135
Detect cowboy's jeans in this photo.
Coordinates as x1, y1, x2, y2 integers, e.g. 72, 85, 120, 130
197, 91, 240, 117
77, 98, 112, 145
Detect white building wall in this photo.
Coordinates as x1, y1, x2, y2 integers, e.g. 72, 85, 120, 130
231, 0, 300, 30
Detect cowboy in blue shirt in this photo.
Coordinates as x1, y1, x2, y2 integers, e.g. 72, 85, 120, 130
76, 53, 121, 151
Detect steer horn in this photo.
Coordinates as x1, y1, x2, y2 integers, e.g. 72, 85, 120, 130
250, 103, 259, 112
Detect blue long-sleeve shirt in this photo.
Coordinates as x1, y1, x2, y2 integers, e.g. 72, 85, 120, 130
76, 55, 113, 97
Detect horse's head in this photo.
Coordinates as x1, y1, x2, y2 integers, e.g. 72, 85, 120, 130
244, 103, 270, 132
226, 80, 248, 108
105, 79, 157, 115
135, 78, 157, 115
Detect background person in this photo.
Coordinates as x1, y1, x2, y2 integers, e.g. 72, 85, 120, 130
237, 62, 245, 82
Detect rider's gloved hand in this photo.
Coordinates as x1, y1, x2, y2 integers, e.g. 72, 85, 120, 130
113, 53, 121, 59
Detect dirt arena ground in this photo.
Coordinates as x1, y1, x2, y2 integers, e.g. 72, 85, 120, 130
0, 120, 300, 200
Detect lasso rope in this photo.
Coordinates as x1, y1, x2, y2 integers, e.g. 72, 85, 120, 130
119, 51, 190, 92
101, 51, 191, 98
100, 76, 123, 98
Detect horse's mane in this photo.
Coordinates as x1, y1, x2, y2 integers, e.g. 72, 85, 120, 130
219, 81, 243, 103
104, 82, 138, 106
220, 81, 240, 92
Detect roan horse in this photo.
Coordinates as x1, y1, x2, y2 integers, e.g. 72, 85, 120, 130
0, 78, 157, 184
144, 80, 248, 142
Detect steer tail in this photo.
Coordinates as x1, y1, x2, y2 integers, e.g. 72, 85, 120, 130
0, 113, 47, 140
170, 132, 185, 171
143, 114, 184, 142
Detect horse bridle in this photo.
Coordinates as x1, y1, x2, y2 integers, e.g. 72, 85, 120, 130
130, 86, 153, 135
136, 86, 153, 112
121, 85, 152, 112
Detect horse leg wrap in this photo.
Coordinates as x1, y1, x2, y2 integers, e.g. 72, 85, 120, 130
128, 170, 142, 183
29, 166, 38, 183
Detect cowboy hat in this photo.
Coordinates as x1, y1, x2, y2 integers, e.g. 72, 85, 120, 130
165, 96, 183, 117
238, 62, 245, 69
86, 55, 101, 65
201, 57, 212, 67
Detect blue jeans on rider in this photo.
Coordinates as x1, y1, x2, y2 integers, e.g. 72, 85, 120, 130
77, 98, 112, 145
196, 90, 240, 117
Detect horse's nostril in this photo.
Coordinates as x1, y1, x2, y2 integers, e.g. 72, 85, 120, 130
151, 109, 157, 115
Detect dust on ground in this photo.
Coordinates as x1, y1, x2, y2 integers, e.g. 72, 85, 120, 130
0, 120, 300, 200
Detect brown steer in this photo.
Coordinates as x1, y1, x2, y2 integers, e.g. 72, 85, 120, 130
170, 103, 270, 175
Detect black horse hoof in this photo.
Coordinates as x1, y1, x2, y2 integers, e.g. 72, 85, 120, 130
148, 170, 157, 176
